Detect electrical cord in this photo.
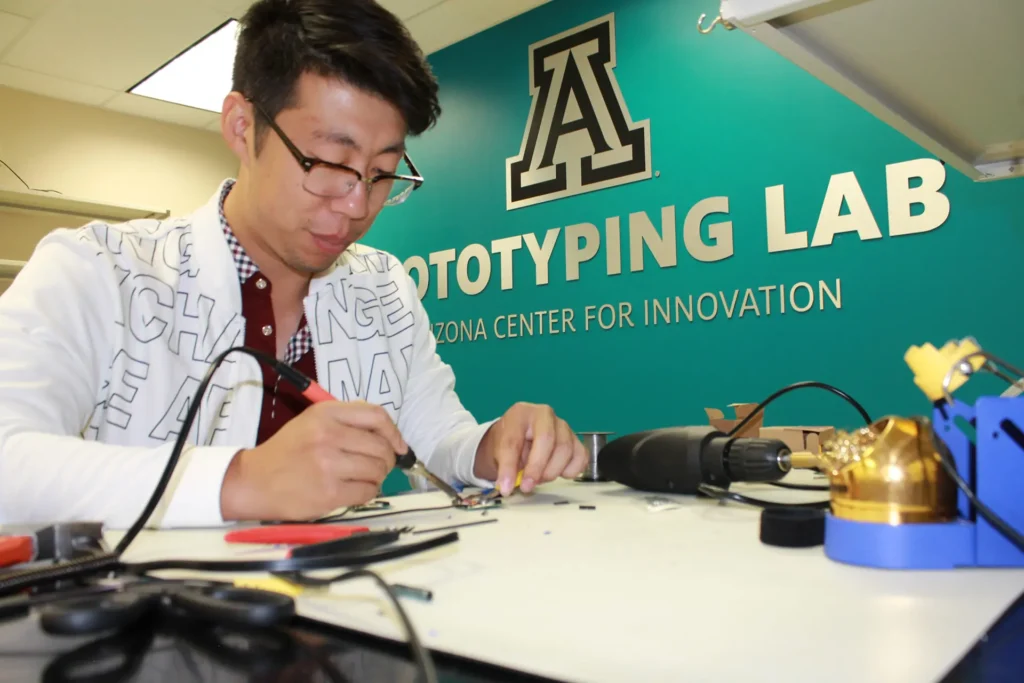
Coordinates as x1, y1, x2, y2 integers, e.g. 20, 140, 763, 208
314, 504, 458, 524
767, 481, 831, 492
280, 569, 438, 683
3, 345, 446, 680
116, 345, 286, 554
924, 417, 1024, 555
726, 381, 872, 438
0, 158, 61, 194
123, 532, 459, 574
698, 483, 831, 510
726, 381, 872, 493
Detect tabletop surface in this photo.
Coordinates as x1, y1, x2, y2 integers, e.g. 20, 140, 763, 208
114, 477, 1024, 683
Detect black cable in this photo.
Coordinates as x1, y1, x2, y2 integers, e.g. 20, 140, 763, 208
323, 569, 438, 683
314, 505, 457, 524
124, 532, 459, 574
726, 381, 872, 438
0, 158, 61, 194
767, 481, 831, 491
0, 553, 120, 597
698, 483, 831, 510
924, 417, 1024, 555
116, 345, 283, 554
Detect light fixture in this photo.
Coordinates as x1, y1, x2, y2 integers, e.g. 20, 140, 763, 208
128, 19, 239, 113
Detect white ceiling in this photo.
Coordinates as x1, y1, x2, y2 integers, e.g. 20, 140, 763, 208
0, 0, 549, 131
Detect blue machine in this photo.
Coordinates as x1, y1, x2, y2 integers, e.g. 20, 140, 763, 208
824, 348, 1024, 570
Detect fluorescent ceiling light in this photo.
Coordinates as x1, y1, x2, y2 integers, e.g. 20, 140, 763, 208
129, 20, 239, 113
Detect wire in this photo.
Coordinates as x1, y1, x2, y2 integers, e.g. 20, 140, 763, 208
0, 158, 61, 194
116, 345, 283, 554
924, 417, 1024, 555
311, 569, 438, 683
125, 532, 459, 574
726, 381, 872, 438
0, 552, 120, 597
314, 504, 457, 524
767, 481, 831, 491
698, 483, 831, 510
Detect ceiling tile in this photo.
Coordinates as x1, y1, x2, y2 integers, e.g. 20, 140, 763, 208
210, 0, 253, 17
103, 93, 221, 128
0, 10, 28, 54
0, 64, 116, 106
378, 0, 448, 20
407, 0, 550, 54
3, 0, 230, 90
0, 0, 59, 20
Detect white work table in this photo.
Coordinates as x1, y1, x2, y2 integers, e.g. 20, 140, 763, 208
119, 479, 1024, 683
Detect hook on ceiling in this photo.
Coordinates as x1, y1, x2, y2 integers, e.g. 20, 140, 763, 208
697, 12, 735, 34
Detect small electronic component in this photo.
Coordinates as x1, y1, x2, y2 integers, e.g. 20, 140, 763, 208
455, 471, 524, 509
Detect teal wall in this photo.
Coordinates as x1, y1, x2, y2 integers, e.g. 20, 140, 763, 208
377, 0, 1024, 491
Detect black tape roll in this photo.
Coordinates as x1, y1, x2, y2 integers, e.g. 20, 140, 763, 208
760, 507, 826, 548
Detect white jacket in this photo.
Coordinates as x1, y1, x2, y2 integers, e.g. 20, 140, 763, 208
0, 181, 492, 529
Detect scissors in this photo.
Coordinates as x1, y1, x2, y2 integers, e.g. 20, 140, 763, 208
36, 576, 295, 636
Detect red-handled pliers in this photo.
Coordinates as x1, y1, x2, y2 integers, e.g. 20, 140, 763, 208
0, 536, 35, 568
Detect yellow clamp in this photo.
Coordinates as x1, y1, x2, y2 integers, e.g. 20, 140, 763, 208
904, 338, 985, 402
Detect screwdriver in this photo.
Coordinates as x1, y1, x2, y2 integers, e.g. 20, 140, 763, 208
396, 450, 464, 504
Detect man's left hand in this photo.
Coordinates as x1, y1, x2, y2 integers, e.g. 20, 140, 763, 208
474, 402, 588, 496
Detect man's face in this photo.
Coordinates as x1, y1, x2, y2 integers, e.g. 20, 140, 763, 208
238, 72, 408, 274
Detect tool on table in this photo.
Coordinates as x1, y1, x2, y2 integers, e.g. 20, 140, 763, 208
576, 432, 613, 482
0, 522, 107, 569
287, 528, 411, 558
395, 449, 465, 504
598, 426, 819, 495
411, 518, 498, 534
224, 524, 371, 546
35, 576, 295, 636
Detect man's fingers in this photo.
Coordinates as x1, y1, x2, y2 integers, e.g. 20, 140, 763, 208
319, 401, 407, 456
320, 449, 391, 485
540, 419, 576, 482
564, 438, 589, 479
521, 406, 556, 492
495, 426, 526, 497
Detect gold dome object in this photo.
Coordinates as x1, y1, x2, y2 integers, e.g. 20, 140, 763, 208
819, 417, 957, 525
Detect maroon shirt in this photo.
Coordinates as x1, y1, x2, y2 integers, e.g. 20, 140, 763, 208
218, 180, 318, 445
239, 274, 319, 445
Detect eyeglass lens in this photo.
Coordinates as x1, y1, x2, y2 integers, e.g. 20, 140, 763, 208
303, 167, 415, 206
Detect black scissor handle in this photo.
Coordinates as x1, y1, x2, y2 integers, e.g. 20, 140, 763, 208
39, 591, 157, 635
173, 585, 295, 628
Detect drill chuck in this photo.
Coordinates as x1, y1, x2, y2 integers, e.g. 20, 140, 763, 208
724, 438, 793, 480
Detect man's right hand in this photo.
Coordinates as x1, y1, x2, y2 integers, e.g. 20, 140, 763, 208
219, 400, 406, 521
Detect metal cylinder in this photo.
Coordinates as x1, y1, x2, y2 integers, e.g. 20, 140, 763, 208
576, 432, 613, 482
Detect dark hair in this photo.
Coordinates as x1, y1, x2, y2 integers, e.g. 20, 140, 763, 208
232, 0, 441, 146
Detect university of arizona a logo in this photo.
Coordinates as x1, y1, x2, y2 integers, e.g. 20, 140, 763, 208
505, 13, 651, 211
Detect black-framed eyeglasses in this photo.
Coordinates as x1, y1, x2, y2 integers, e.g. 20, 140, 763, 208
250, 101, 423, 207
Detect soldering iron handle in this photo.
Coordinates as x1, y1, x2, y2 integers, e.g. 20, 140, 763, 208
395, 452, 417, 470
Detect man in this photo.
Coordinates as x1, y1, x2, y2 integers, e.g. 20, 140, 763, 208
0, 0, 586, 529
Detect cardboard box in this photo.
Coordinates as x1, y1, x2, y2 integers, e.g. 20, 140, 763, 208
759, 426, 835, 454
705, 403, 763, 438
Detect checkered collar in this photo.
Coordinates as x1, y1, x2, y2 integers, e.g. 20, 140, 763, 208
218, 180, 260, 284
218, 179, 312, 365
